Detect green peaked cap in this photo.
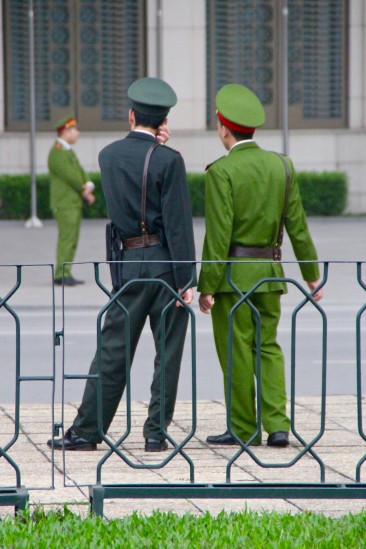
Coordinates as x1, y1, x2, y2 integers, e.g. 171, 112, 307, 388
128, 77, 177, 116
53, 111, 77, 131
216, 84, 265, 128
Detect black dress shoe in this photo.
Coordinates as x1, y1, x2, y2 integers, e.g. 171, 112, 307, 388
54, 277, 85, 286
267, 431, 289, 447
145, 438, 168, 452
47, 428, 97, 451
206, 431, 239, 445
71, 277, 85, 285
54, 277, 76, 286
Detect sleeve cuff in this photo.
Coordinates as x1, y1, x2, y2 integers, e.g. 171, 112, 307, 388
85, 181, 95, 191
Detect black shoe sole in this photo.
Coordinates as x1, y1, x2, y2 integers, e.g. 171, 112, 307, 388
206, 439, 238, 445
47, 442, 96, 451
267, 440, 289, 447
145, 442, 168, 452
53, 279, 84, 286
207, 437, 262, 446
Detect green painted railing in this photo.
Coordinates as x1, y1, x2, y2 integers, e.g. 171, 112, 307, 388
1, 260, 366, 517
57, 259, 365, 516
0, 263, 56, 514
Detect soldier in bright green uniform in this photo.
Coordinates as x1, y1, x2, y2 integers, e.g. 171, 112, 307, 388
48, 78, 196, 453
198, 84, 323, 447
48, 115, 95, 285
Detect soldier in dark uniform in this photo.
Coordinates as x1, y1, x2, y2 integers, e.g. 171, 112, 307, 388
48, 77, 196, 452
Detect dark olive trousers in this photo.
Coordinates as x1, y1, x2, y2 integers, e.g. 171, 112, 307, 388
72, 272, 188, 442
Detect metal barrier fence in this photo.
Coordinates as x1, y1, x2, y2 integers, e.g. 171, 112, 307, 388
0, 263, 56, 514
1, 260, 366, 516
57, 260, 366, 516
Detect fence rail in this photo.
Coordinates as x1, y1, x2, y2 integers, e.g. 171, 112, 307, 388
1, 260, 366, 516
0, 263, 56, 513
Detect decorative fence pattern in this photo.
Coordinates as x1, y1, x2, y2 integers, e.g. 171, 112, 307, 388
1, 260, 366, 516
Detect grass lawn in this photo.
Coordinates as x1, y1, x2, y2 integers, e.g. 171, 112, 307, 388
0, 507, 365, 548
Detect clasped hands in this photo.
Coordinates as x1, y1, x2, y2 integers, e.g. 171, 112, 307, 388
82, 182, 96, 205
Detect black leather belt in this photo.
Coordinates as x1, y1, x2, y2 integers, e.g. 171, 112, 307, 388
229, 245, 281, 261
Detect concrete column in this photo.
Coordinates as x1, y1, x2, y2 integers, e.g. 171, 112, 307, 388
348, 0, 366, 128
159, 0, 206, 130
146, 0, 158, 76
0, 0, 5, 133
364, 0, 366, 128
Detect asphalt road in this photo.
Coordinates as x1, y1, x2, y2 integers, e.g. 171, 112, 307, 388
1, 217, 366, 403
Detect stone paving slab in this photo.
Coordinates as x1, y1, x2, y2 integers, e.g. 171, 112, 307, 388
0, 397, 366, 518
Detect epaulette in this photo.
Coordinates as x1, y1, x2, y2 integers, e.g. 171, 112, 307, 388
205, 156, 225, 171
271, 150, 292, 173
54, 142, 62, 150
271, 151, 287, 159
158, 143, 181, 156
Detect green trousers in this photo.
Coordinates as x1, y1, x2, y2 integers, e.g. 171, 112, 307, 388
211, 291, 290, 444
72, 272, 188, 442
54, 206, 81, 278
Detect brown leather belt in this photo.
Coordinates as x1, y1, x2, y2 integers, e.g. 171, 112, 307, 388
122, 233, 160, 250
229, 244, 281, 261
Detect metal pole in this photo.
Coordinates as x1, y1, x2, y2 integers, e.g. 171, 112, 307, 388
156, 0, 163, 78
25, 0, 42, 229
282, 0, 289, 156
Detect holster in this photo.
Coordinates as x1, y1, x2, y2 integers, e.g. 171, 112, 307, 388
106, 221, 123, 290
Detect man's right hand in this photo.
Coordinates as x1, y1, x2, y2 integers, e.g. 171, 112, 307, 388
199, 293, 215, 314
176, 288, 194, 308
156, 124, 170, 144
307, 280, 324, 302
82, 186, 96, 205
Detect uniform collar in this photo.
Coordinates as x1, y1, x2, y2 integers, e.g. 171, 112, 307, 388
230, 138, 254, 151
127, 130, 157, 142
229, 141, 259, 154
56, 137, 72, 150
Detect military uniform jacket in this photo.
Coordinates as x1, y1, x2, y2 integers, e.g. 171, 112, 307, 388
48, 141, 87, 211
99, 131, 196, 288
198, 141, 320, 295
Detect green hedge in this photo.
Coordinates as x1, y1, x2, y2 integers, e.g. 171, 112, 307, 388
0, 170, 347, 220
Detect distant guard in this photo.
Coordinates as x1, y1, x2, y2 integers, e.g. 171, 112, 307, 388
48, 114, 96, 286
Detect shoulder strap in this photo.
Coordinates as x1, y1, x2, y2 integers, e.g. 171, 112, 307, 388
273, 152, 291, 250
141, 143, 159, 237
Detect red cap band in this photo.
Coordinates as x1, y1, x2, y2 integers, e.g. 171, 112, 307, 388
217, 111, 255, 134
57, 118, 77, 132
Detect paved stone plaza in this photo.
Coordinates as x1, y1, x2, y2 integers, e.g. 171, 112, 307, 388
0, 396, 365, 518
